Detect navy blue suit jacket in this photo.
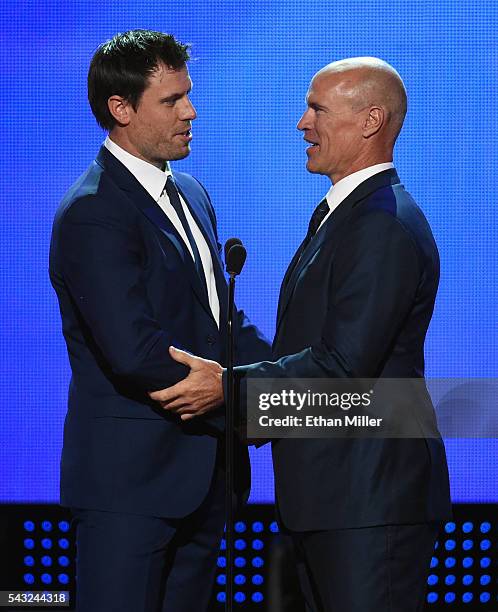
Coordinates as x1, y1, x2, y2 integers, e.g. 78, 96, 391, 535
234, 169, 452, 531
49, 146, 270, 518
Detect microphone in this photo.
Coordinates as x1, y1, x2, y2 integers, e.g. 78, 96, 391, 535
224, 237, 242, 264
226, 243, 247, 276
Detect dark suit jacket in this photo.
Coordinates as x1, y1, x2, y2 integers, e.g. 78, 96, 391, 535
234, 169, 452, 531
49, 146, 270, 518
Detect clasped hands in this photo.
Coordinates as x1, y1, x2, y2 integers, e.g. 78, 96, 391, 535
148, 346, 224, 421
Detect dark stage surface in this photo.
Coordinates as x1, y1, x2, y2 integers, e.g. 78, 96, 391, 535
0, 503, 496, 611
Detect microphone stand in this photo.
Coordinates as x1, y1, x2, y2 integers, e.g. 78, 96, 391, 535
224, 241, 246, 611
225, 271, 236, 612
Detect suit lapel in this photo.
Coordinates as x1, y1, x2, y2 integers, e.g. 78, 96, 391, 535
174, 175, 229, 326
96, 147, 219, 324
274, 169, 401, 342
274, 212, 340, 340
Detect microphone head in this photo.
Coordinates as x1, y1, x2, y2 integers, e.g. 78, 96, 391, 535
226, 243, 247, 276
224, 238, 242, 265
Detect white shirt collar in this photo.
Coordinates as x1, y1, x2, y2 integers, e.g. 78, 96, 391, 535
325, 162, 395, 214
104, 136, 171, 202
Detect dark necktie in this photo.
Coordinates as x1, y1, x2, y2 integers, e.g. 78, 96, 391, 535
282, 198, 330, 293
164, 176, 208, 294
301, 198, 330, 253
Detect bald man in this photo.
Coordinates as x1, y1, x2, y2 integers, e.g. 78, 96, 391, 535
150, 58, 452, 611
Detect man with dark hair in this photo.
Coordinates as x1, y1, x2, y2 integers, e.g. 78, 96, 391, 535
151, 57, 452, 611
87, 30, 191, 132
50, 29, 270, 611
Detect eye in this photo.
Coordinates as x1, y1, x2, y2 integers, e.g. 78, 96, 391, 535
161, 95, 182, 106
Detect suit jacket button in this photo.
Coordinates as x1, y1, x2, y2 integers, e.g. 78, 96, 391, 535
206, 335, 216, 345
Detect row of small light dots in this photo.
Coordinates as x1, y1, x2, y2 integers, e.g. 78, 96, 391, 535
216, 521, 279, 604
24, 521, 71, 533
427, 521, 493, 604
427, 592, 493, 604
23, 521, 71, 585
442, 521, 492, 537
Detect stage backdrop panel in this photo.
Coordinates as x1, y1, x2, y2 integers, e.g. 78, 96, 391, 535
0, 0, 497, 503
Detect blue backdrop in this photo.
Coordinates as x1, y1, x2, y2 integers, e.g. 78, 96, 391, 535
1, 0, 497, 503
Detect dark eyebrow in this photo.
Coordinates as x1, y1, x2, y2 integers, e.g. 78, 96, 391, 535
159, 88, 192, 104
160, 94, 182, 103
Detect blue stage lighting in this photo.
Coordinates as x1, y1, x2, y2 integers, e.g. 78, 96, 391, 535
462, 592, 473, 603
234, 574, 246, 585
444, 593, 455, 603
217, 592, 226, 603
235, 539, 246, 550
480, 592, 490, 603
24, 555, 34, 567
24, 538, 34, 550
41, 538, 52, 550
58, 574, 69, 585
480, 557, 491, 568
234, 522, 246, 533
234, 592, 245, 603
462, 557, 473, 568
445, 557, 456, 568
480, 539, 491, 550
24, 521, 35, 532
58, 521, 70, 532
217, 574, 226, 585
252, 539, 264, 550
445, 539, 456, 551
480, 522, 491, 533
462, 539, 473, 550
480, 574, 491, 586
252, 592, 264, 603
252, 556, 264, 568
270, 522, 279, 533
58, 538, 69, 549
220, 538, 226, 550
252, 574, 264, 585
444, 522, 456, 533
58, 556, 69, 567
430, 556, 438, 568
427, 574, 438, 586
427, 592, 438, 604
252, 521, 264, 533
445, 575, 456, 586
42, 521, 53, 532
217, 556, 226, 568
41, 556, 52, 567
462, 522, 473, 533
462, 574, 473, 585
23, 574, 34, 585
235, 557, 246, 568
41, 573, 52, 584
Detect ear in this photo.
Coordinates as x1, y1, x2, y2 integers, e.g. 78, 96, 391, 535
107, 95, 133, 127
363, 106, 384, 138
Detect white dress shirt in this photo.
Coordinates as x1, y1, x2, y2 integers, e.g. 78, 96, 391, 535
104, 136, 220, 327
318, 162, 395, 232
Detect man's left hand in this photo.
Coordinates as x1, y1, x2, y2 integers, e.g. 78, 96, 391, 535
149, 346, 224, 420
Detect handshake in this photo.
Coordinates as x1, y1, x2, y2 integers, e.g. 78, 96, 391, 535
148, 346, 225, 421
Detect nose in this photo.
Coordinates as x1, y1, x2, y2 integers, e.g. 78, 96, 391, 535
297, 108, 312, 132
180, 96, 197, 121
